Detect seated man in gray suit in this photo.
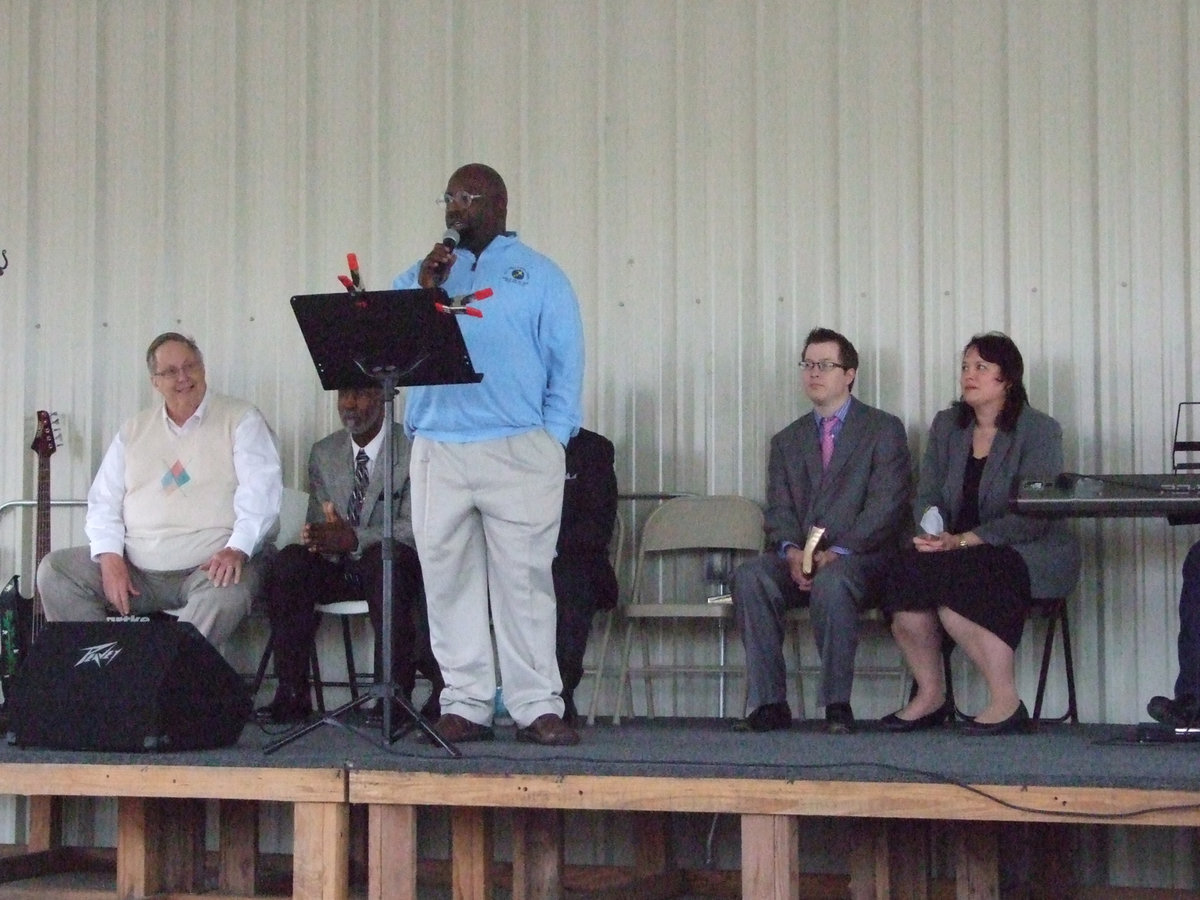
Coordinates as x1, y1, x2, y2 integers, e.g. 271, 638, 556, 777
254, 385, 442, 724
732, 327, 911, 734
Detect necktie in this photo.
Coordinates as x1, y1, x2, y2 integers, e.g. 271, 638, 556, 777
820, 416, 837, 469
347, 449, 370, 525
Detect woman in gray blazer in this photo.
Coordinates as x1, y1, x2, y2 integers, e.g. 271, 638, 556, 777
883, 333, 1080, 735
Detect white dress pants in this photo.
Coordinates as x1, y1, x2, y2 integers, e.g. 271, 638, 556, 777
410, 430, 566, 728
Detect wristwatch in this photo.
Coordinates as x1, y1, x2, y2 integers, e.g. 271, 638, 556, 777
958, 536, 968, 548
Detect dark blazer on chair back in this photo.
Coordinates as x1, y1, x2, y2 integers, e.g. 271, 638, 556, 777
555, 428, 619, 611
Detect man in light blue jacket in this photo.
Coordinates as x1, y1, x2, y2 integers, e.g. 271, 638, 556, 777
393, 163, 584, 747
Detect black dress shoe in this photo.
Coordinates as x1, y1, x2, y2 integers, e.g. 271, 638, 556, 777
824, 701, 855, 734
733, 701, 792, 732
1147, 694, 1200, 728
881, 700, 953, 733
253, 690, 312, 725
961, 701, 1030, 736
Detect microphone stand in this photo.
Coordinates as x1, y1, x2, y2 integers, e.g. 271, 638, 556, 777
266, 366, 458, 757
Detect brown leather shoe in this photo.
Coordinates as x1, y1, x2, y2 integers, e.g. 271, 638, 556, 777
515, 713, 580, 746
430, 713, 494, 743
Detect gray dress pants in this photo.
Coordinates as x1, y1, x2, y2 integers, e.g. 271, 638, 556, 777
732, 550, 888, 710
38, 546, 264, 649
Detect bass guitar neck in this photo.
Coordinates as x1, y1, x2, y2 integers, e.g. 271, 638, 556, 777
30, 411, 61, 641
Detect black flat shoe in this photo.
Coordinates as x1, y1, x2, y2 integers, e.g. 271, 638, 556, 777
1147, 694, 1200, 728
961, 701, 1030, 736
880, 700, 952, 733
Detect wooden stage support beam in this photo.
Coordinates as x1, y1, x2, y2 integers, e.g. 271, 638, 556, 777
847, 819, 887, 900
887, 820, 930, 899
116, 797, 204, 896
218, 798, 258, 895
955, 822, 999, 899
293, 801, 350, 900
742, 813, 798, 900
367, 803, 417, 900
24, 796, 60, 853
349, 770, 1200, 828
452, 807, 493, 899
512, 808, 562, 899
845, 818, 932, 900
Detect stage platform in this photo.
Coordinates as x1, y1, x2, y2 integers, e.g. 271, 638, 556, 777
0, 714, 1198, 898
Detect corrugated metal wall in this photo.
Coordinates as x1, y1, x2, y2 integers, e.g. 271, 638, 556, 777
2, 0, 1200, 883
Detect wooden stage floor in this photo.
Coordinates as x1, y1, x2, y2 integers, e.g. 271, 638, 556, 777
0, 714, 1198, 898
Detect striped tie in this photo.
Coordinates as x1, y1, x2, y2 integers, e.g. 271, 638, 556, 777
347, 449, 369, 525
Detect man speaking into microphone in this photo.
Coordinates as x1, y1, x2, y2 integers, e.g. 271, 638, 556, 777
392, 163, 585, 746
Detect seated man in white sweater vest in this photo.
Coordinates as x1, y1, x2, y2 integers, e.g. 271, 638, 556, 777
38, 332, 283, 648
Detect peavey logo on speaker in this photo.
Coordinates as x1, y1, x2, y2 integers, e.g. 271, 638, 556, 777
75, 616, 150, 667
76, 642, 122, 667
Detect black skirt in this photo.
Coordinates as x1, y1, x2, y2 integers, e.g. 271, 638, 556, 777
884, 544, 1032, 650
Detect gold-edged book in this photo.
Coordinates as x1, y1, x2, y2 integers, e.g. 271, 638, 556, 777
801, 525, 827, 576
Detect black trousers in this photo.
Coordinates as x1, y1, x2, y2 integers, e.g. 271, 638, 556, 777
264, 543, 442, 700
554, 563, 602, 702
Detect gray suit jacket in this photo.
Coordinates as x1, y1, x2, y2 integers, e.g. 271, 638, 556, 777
915, 404, 1080, 598
305, 422, 414, 552
765, 396, 912, 558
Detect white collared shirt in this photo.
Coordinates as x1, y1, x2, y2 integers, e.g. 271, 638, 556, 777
348, 425, 386, 477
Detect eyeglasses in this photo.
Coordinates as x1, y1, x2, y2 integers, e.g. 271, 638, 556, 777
436, 191, 485, 208
153, 362, 203, 380
799, 360, 849, 373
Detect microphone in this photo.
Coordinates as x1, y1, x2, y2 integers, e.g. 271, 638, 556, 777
433, 228, 460, 284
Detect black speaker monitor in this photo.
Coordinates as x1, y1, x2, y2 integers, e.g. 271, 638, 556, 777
6, 619, 250, 752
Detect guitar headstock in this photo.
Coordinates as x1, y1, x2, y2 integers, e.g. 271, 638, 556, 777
31, 410, 62, 459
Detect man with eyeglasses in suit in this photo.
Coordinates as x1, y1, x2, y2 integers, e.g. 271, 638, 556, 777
732, 327, 911, 734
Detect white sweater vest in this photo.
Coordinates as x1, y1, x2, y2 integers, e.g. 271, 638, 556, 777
121, 393, 250, 571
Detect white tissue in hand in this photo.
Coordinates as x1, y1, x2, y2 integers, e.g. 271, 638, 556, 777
920, 506, 944, 535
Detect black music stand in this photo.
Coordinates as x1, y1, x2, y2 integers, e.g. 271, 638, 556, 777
265, 289, 483, 756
